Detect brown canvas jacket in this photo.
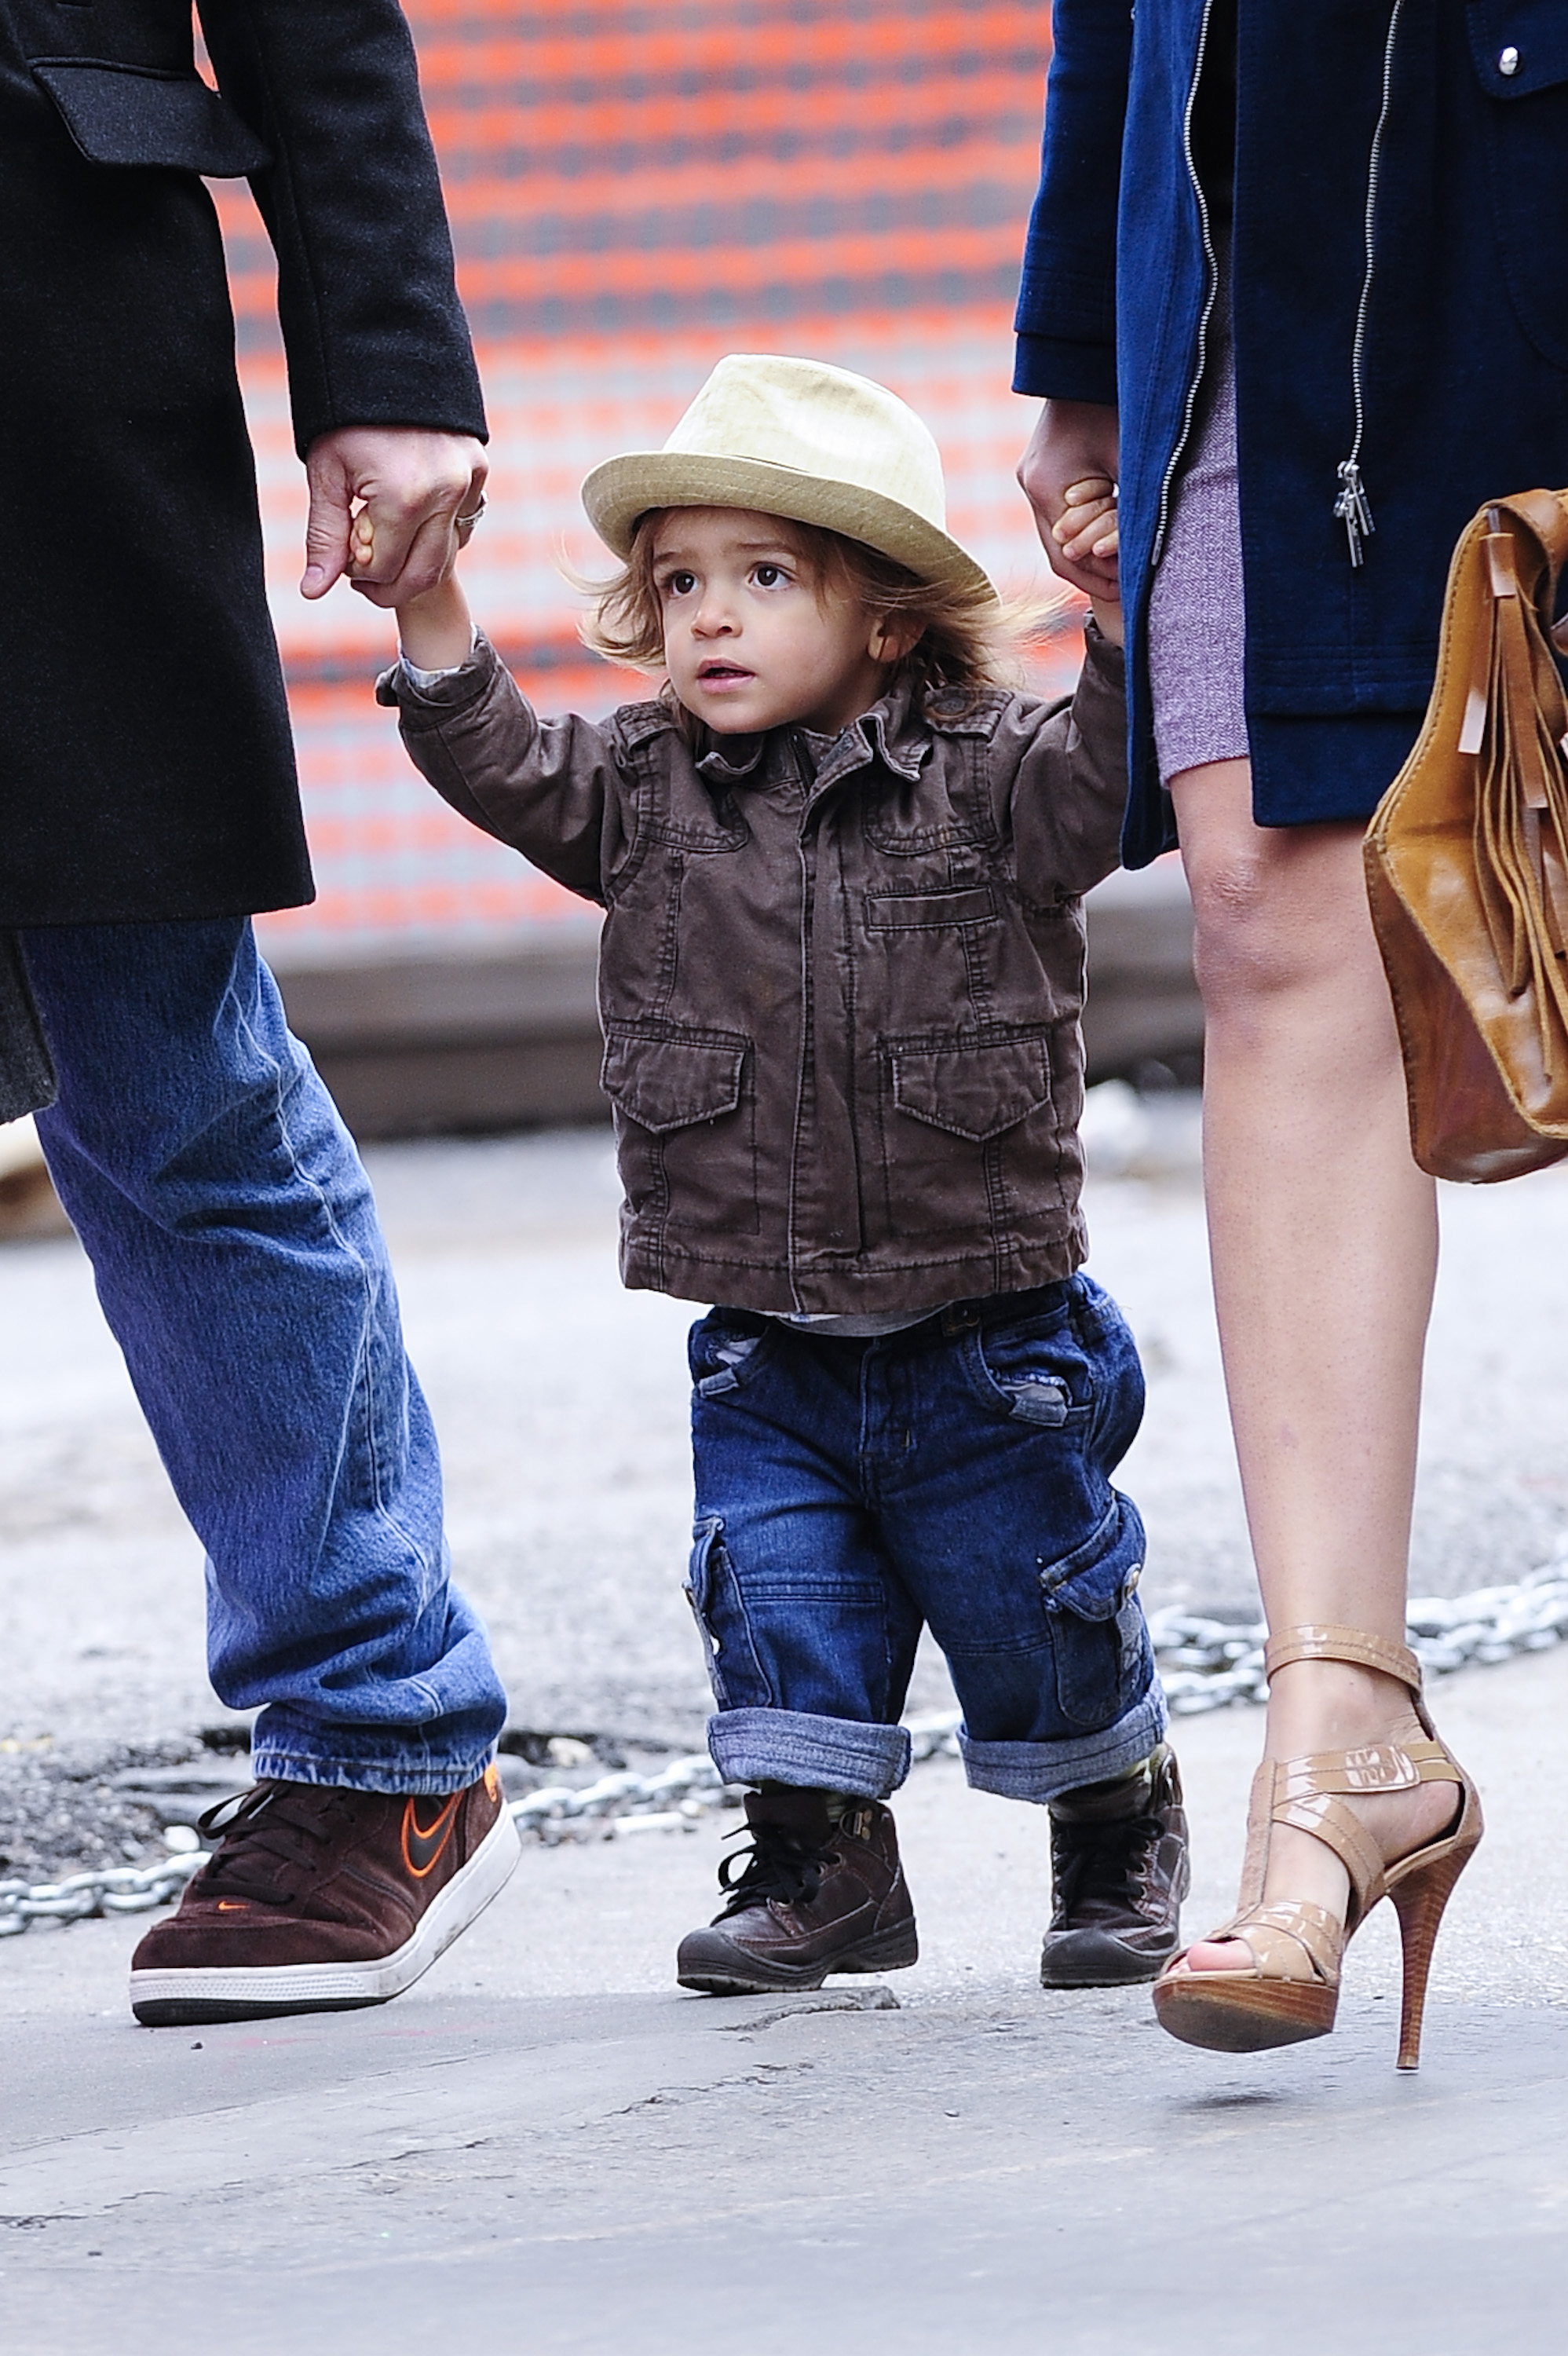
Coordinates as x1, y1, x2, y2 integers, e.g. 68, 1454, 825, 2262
380, 625, 1128, 1314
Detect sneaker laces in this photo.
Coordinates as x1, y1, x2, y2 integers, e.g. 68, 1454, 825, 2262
715, 1817, 838, 1917
195, 1782, 359, 1906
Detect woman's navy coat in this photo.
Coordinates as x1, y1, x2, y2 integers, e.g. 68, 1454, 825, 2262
1016, 0, 1568, 865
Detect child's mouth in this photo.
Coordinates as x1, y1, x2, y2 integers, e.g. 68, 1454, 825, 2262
697, 663, 753, 685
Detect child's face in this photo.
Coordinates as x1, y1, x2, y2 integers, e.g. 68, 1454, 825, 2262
652, 509, 902, 736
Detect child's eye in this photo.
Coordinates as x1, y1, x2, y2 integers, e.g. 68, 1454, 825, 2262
753, 563, 788, 588
660, 570, 697, 598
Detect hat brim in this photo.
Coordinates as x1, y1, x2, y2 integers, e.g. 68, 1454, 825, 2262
581, 452, 996, 604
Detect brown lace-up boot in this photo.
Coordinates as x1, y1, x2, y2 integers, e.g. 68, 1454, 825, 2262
676, 1787, 918, 1994
1040, 1742, 1190, 1987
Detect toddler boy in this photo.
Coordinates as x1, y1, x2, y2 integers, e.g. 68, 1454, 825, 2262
372, 354, 1188, 1992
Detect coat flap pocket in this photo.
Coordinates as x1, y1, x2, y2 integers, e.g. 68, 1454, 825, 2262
890, 1033, 1051, 1142
1467, 1, 1568, 97
32, 62, 272, 176
601, 1026, 749, 1132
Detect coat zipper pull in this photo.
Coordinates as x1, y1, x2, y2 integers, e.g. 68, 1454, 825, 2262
1334, 459, 1375, 569
1332, 0, 1405, 571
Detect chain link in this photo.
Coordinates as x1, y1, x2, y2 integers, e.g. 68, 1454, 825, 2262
0, 1850, 203, 1939
5, 1564, 1568, 1935
506, 1712, 965, 1843
1150, 1560, 1568, 1714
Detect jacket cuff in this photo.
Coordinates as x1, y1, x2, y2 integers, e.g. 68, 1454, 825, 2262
375, 631, 501, 726
1080, 613, 1126, 685
1012, 333, 1119, 408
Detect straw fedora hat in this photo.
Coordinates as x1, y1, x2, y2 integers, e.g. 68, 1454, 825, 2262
581, 353, 996, 603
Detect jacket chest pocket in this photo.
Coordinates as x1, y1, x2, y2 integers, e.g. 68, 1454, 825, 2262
601, 1022, 759, 1239
876, 1027, 1060, 1240
1469, 0, 1568, 370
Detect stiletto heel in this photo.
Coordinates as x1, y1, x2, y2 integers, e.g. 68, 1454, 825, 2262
1388, 1828, 1480, 2072
1153, 1625, 1482, 2068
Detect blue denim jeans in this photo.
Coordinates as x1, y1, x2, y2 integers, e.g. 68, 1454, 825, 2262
687, 1276, 1165, 1804
19, 919, 507, 1794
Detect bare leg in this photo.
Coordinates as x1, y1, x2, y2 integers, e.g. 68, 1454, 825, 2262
1167, 761, 1454, 1969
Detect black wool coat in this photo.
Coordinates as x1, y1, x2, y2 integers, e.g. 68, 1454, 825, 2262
0, 0, 486, 927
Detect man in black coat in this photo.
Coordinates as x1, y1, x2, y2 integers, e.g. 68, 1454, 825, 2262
0, 0, 518, 2025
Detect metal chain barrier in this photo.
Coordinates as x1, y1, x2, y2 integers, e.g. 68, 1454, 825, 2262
1150, 1560, 1568, 1715
508, 1710, 966, 1844
5, 1562, 1568, 1933
0, 1849, 203, 1940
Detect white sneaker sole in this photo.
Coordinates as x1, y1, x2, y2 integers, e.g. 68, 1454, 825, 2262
129, 1803, 521, 2025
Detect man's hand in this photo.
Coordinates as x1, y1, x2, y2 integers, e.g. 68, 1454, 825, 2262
1017, 400, 1121, 599
301, 427, 488, 605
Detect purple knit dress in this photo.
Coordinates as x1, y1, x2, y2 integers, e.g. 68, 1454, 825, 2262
1146, 273, 1250, 785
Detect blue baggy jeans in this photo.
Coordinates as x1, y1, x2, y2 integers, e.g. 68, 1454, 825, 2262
687, 1276, 1166, 1803
19, 918, 507, 1794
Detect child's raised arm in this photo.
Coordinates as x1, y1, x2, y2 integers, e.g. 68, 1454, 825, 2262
350, 502, 478, 671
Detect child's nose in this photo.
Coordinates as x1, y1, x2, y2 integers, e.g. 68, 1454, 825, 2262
693, 591, 736, 635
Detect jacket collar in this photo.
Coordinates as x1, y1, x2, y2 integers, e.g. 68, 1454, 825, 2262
694, 672, 933, 792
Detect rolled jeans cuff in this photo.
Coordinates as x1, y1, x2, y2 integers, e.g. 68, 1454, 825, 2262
707, 1707, 912, 1798
250, 1705, 499, 1798
959, 1685, 1168, 1805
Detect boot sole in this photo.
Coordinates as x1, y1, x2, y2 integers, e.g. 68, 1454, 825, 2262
677, 1918, 919, 1996
128, 1805, 522, 2027
1040, 1930, 1179, 1988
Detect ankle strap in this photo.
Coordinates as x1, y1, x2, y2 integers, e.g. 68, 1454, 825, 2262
1263, 1624, 1422, 1692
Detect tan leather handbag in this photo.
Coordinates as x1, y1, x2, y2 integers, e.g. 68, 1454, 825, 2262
1365, 488, 1568, 1182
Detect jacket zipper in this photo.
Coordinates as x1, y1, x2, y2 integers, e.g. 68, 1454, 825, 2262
1333, 0, 1405, 567
1150, 0, 1219, 569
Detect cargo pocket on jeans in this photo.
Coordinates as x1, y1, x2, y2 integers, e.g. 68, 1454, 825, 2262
1040, 1493, 1150, 1730
685, 1516, 771, 1710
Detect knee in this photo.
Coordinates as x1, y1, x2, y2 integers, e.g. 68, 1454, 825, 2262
1183, 846, 1330, 1015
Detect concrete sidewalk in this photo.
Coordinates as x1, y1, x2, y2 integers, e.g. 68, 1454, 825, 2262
2, 1642, 1565, 2355
9, 1116, 1568, 1755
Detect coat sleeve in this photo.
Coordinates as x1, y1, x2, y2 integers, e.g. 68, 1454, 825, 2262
1012, 0, 1133, 406
377, 637, 634, 906
198, 0, 485, 456
1004, 623, 1128, 902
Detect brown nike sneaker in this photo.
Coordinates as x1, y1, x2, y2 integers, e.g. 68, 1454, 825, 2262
676, 1788, 917, 1995
1039, 1742, 1190, 1988
128, 1765, 519, 2026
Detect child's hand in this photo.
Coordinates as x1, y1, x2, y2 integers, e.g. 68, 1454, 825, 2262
1052, 475, 1119, 567
349, 497, 482, 597
1054, 475, 1122, 646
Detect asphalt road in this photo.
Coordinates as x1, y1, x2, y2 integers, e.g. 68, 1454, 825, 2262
2, 1639, 1566, 2356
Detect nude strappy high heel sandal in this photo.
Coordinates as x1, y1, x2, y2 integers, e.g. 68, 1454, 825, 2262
1152, 1626, 1482, 2070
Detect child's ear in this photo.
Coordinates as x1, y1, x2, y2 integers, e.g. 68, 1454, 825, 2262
870, 614, 922, 667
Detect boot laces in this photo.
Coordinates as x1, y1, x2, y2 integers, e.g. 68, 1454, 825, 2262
715, 1818, 838, 1917
1053, 1804, 1160, 1917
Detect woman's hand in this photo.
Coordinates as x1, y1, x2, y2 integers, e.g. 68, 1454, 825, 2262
1018, 399, 1121, 598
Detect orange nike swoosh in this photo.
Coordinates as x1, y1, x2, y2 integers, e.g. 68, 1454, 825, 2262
216, 1901, 250, 1912
401, 1793, 463, 1879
